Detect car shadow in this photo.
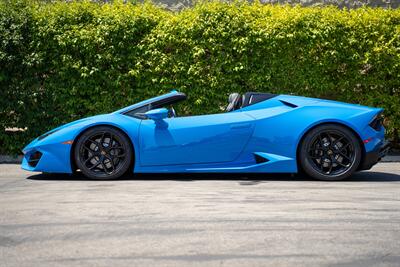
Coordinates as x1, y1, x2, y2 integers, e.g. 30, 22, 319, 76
26, 170, 400, 182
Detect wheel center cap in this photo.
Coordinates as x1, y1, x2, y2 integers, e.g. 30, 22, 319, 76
327, 150, 333, 155
101, 150, 106, 155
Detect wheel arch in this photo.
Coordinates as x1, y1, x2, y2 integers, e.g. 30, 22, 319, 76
70, 124, 136, 173
295, 121, 365, 172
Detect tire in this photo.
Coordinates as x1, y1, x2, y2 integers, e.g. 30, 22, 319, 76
299, 124, 361, 181
74, 126, 133, 180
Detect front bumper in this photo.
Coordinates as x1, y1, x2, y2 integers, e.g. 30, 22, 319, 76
21, 139, 73, 173
359, 140, 390, 170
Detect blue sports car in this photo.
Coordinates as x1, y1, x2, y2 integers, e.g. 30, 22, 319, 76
22, 90, 389, 181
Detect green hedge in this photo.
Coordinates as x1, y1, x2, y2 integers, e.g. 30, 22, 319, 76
1, 1, 399, 154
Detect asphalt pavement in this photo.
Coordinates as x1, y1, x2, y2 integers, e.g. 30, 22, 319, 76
0, 163, 399, 267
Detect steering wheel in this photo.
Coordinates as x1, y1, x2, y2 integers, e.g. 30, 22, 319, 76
169, 107, 177, 118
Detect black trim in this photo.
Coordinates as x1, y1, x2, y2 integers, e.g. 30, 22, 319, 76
150, 93, 187, 110
359, 141, 390, 170
242, 93, 277, 108
279, 100, 298, 108
38, 129, 59, 140
28, 151, 42, 167
369, 112, 384, 131
124, 93, 187, 119
254, 154, 269, 164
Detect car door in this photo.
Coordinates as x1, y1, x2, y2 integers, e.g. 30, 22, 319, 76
138, 112, 255, 166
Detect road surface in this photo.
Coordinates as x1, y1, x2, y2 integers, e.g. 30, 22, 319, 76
0, 163, 399, 267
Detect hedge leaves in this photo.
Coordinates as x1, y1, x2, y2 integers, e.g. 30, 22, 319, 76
1, 1, 399, 154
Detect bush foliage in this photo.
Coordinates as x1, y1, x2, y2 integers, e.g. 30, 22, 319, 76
1, 0, 399, 154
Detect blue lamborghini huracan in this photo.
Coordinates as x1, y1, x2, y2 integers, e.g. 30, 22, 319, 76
22, 90, 389, 180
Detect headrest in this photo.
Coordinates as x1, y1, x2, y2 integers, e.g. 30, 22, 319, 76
226, 93, 242, 112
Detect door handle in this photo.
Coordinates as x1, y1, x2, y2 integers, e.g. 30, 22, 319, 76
230, 123, 251, 129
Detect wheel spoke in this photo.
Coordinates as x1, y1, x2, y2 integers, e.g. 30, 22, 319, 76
318, 157, 325, 172
101, 160, 114, 175
114, 153, 125, 158
309, 146, 324, 153
109, 135, 114, 148
84, 155, 96, 165
318, 134, 324, 147
87, 139, 101, 149
333, 136, 344, 146
335, 160, 349, 168
326, 132, 333, 143
338, 143, 350, 152
337, 151, 351, 161
326, 157, 333, 174
89, 161, 101, 170
83, 144, 97, 153
105, 156, 115, 173
100, 132, 106, 147
100, 161, 108, 173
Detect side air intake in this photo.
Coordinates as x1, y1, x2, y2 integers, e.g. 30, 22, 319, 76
254, 154, 269, 164
28, 151, 42, 167
279, 100, 298, 108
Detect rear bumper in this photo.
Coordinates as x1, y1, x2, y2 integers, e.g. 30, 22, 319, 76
359, 141, 390, 170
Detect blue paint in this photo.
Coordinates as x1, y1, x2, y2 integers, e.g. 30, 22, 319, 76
22, 91, 386, 174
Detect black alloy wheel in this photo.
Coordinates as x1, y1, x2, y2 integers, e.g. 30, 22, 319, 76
74, 126, 133, 180
299, 124, 361, 181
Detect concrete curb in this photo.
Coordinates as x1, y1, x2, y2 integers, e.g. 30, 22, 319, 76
0, 155, 23, 164
381, 155, 400, 162
1, 154, 400, 164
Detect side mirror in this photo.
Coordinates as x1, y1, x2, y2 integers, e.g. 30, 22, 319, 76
143, 108, 169, 121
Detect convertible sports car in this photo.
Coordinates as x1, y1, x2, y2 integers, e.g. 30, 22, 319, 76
22, 90, 389, 181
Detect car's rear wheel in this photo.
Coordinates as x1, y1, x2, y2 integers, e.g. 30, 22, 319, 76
74, 126, 133, 180
299, 124, 361, 181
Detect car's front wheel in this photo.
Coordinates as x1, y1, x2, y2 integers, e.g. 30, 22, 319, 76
299, 124, 361, 181
74, 126, 133, 180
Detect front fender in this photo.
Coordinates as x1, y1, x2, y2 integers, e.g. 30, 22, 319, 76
22, 113, 141, 173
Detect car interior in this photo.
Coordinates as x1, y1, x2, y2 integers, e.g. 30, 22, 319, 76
225, 92, 277, 112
